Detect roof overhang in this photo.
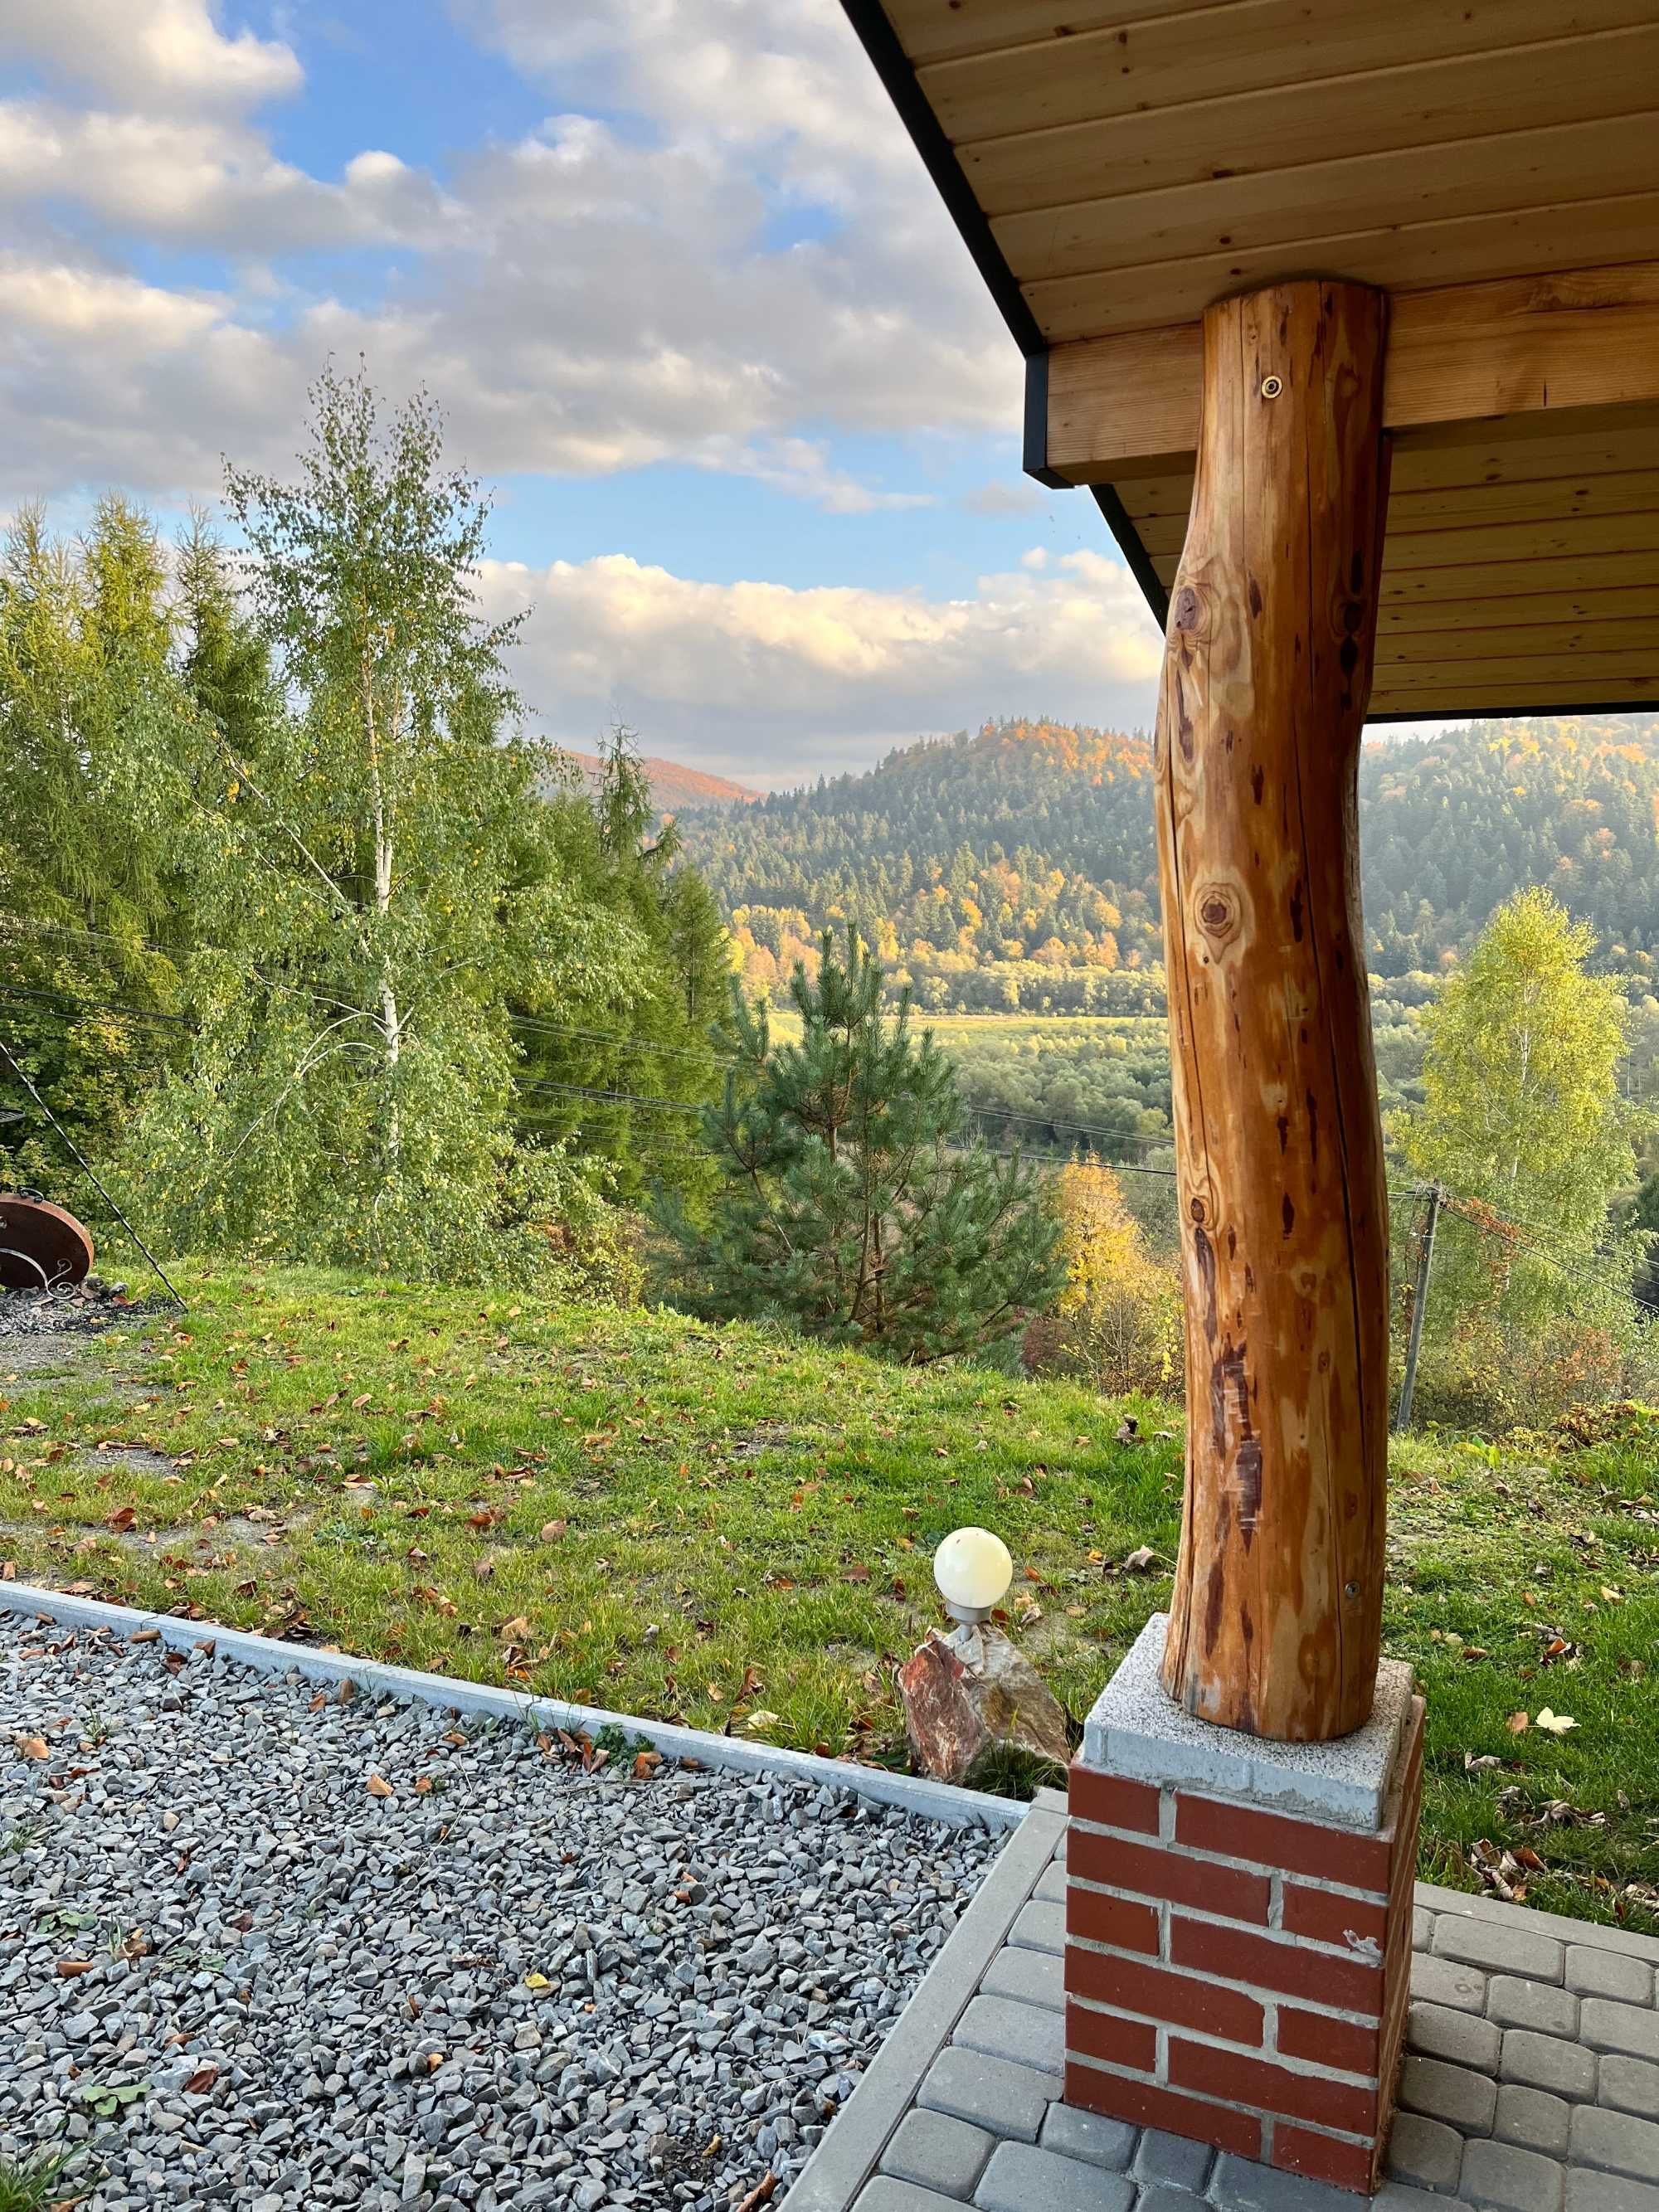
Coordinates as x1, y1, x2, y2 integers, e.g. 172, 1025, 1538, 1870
841, 0, 1659, 718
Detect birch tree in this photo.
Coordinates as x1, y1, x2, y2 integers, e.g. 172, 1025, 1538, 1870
132, 367, 645, 1282
1397, 888, 1651, 1415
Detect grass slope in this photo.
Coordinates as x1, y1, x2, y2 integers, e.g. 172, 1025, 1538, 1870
2, 1266, 1655, 1932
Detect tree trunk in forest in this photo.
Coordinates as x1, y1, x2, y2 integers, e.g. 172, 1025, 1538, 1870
1157, 280, 1391, 1743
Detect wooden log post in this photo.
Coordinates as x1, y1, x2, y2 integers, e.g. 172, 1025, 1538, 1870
1157, 280, 1392, 1743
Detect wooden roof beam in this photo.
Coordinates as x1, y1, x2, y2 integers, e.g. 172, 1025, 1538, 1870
1035, 263, 1659, 486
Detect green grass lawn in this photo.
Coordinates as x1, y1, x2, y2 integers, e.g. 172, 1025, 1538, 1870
2, 1263, 1655, 1933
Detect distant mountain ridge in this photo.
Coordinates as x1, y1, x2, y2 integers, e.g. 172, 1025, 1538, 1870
680, 713, 1659, 1011
563, 748, 759, 815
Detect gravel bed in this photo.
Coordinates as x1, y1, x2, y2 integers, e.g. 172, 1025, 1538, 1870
0, 1281, 173, 1342
1, 1615, 1003, 2212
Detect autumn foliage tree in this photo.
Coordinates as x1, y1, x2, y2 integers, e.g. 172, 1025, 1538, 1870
1023, 1157, 1181, 1398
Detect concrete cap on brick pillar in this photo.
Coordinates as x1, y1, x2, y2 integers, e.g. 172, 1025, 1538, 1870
1081, 1614, 1415, 1831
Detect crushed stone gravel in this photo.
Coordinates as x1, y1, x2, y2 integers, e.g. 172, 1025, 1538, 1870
0, 1612, 1003, 2210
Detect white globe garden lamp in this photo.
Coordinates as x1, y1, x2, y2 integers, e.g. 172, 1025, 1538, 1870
932, 1526, 1013, 1626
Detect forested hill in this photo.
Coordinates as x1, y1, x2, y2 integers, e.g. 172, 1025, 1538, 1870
682, 714, 1659, 1009
566, 750, 758, 814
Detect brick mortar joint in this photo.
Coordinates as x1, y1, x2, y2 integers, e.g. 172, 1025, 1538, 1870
1065, 1935, 1391, 2025
1060, 2049, 1384, 2148
1070, 1897, 1397, 1966
1068, 1820, 1397, 1903
1067, 1994, 1383, 2088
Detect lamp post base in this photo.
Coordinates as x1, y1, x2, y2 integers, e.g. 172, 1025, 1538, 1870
1065, 1616, 1423, 2195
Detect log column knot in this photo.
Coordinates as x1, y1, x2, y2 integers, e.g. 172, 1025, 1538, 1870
1157, 280, 1392, 1745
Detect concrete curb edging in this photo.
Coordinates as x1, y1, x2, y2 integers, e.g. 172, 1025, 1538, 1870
1418, 1879, 1659, 1966
0, 1581, 1024, 1833
785, 1789, 1068, 2212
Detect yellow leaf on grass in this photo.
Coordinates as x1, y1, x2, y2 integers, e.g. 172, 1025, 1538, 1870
1506, 1711, 1530, 1734
1535, 1709, 1578, 1735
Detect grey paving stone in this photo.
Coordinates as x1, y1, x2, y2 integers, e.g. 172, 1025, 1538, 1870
1601, 2054, 1659, 2118
980, 1944, 1063, 2015
882, 2112, 996, 2200
1570, 2105, 1659, 2183
1566, 2176, 1659, 2212
1458, 2139, 1564, 2212
1401, 2054, 1499, 2136
1494, 2085, 1570, 2160
1137, 2191, 1208, 2212
1414, 1952, 1493, 2015
1375, 2190, 1477, 2212
917, 2049, 1059, 2144
1132, 2127, 1214, 2193
1034, 1862, 1066, 1906
972, 2141, 1135, 2212
1036, 2106, 1135, 2172
1499, 2030, 1598, 2103
1583, 1999, 1659, 2064
1410, 2001, 1503, 2073
954, 1996, 1066, 2077
1414, 1907, 1437, 1952
855, 2183, 966, 2212
1435, 1919, 1566, 1986
1010, 1899, 1064, 1956
1386, 2112, 1467, 2195
1565, 1946, 1655, 2007
1486, 1978, 1580, 2041
1209, 2152, 1365, 2208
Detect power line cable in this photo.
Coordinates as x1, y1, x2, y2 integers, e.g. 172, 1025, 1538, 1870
0, 982, 190, 1028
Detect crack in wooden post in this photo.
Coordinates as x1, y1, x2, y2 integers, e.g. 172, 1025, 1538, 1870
1157, 280, 1392, 1744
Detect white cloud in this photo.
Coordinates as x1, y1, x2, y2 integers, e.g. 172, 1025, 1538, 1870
0, 101, 445, 251
479, 548, 1164, 781
460, 0, 912, 194
6, 0, 301, 112
0, 0, 1018, 512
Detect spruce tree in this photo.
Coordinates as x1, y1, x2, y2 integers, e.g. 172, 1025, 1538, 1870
511, 724, 728, 1202
667, 928, 1062, 1360
0, 499, 197, 1191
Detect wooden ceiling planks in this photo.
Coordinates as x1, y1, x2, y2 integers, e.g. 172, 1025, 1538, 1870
846, 0, 1659, 714
915, 0, 1655, 142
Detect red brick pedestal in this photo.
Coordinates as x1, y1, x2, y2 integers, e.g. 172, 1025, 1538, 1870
1064, 1620, 1424, 2195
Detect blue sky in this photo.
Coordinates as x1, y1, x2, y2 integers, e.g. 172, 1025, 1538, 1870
0, 0, 1166, 782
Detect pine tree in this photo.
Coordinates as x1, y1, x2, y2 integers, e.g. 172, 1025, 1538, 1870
665, 928, 1063, 1360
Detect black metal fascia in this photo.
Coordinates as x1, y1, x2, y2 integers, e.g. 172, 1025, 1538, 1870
1369, 694, 1659, 724
1023, 349, 1067, 488
838, 0, 1044, 360
837, 0, 1168, 624
1092, 484, 1172, 629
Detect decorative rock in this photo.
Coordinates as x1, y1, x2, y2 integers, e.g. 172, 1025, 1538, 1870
898, 1625, 1069, 1788
0, 1612, 1000, 2212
